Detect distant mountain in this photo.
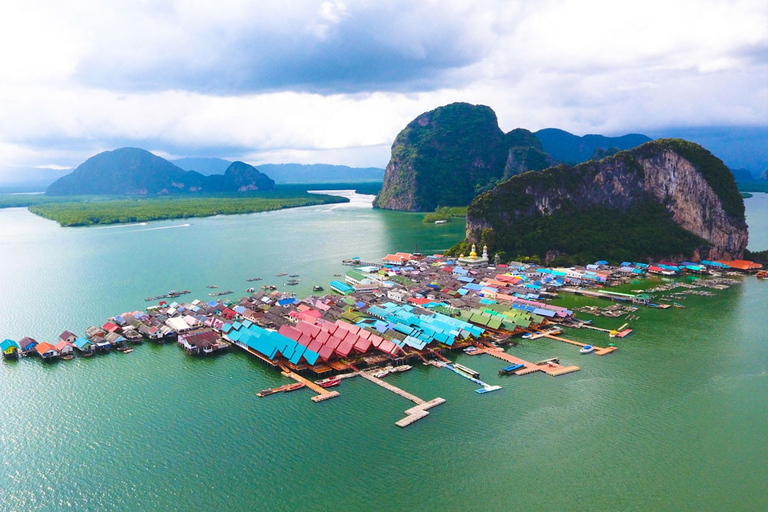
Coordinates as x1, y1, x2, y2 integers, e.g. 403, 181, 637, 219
46, 148, 274, 196
173, 160, 384, 184
172, 157, 231, 176
255, 163, 384, 183
534, 128, 652, 164
730, 168, 755, 182
647, 126, 768, 175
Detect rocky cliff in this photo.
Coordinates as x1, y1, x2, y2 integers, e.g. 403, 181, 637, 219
374, 103, 547, 212
463, 139, 747, 263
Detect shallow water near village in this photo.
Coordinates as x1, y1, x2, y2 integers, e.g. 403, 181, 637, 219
1, 192, 766, 511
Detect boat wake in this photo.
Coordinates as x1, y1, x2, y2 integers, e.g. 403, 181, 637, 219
132, 223, 192, 232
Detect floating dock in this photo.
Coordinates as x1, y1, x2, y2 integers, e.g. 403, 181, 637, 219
358, 370, 445, 427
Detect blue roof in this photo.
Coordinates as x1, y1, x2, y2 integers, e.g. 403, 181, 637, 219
464, 283, 483, 291
1, 339, 19, 350
277, 298, 296, 306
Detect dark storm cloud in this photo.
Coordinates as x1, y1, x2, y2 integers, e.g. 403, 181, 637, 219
73, 2, 490, 95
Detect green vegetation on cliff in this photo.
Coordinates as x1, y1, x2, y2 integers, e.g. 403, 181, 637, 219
457, 140, 747, 264
448, 201, 707, 265
374, 103, 515, 211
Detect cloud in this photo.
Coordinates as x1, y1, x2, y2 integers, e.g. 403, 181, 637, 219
0, 0, 765, 180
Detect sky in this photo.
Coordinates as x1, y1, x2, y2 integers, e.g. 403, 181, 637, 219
0, 0, 766, 182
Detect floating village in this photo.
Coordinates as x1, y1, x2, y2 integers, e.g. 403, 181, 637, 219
2, 244, 764, 427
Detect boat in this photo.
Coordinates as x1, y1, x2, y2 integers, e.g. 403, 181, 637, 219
434, 219, 447, 224
246, 287, 255, 293
316, 377, 341, 388
289, 274, 300, 278
276, 272, 288, 277
522, 332, 533, 339
580, 345, 595, 354
116, 345, 132, 352
673, 302, 686, 308
206, 284, 217, 289
246, 277, 262, 282
389, 364, 412, 373
257, 388, 278, 397
61, 354, 75, 360
286, 279, 300, 286
208, 290, 234, 297
498, 363, 525, 374
283, 382, 305, 392
756, 270, 767, 279
313, 285, 324, 292
371, 367, 391, 378
454, 363, 480, 378
463, 346, 478, 354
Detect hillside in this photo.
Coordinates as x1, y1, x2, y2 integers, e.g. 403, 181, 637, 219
46, 148, 274, 196
456, 139, 747, 264
374, 103, 549, 212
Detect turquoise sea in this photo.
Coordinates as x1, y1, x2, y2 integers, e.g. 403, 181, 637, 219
0, 192, 766, 511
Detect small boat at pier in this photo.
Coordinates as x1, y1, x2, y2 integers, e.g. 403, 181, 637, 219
389, 364, 412, 373
454, 363, 480, 378
580, 345, 595, 354
316, 377, 341, 388
283, 382, 305, 393
499, 363, 525, 374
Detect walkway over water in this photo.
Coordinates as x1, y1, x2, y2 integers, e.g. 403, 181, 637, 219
471, 345, 581, 376
358, 370, 445, 427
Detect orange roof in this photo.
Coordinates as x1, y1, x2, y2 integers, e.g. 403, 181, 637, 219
35, 342, 58, 354
716, 260, 762, 270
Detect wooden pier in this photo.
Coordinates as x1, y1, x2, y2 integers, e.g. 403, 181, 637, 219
358, 370, 445, 427
540, 333, 618, 356
281, 367, 340, 402
471, 346, 580, 376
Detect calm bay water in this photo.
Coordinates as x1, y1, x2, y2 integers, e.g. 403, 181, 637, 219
0, 192, 766, 511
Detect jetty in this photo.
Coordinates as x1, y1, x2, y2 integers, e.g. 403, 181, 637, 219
358, 370, 445, 427
540, 332, 618, 356
469, 346, 580, 376
432, 361, 502, 393
281, 367, 340, 403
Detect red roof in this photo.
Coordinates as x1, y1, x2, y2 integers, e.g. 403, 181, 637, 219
335, 341, 354, 357
326, 336, 343, 350
102, 322, 120, 333
318, 345, 335, 361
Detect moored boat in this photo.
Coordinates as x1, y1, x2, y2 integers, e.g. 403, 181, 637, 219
580, 345, 595, 354
283, 382, 305, 392
454, 363, 480, 378
313, 285, 324, 292
389, 364, 412, 373
498, 363, 525, 374
257, 388, 278, 397
316, 377, 341, 388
